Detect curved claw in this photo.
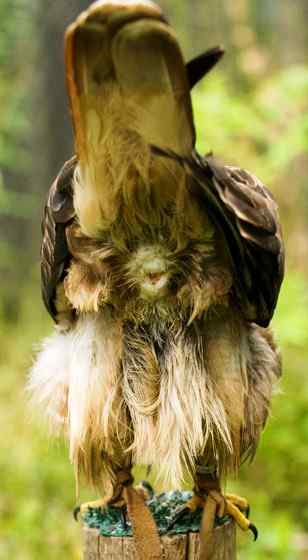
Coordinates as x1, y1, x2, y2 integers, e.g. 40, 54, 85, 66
140, 480, 155, 500
249, 523, 258, 541
73, 506, 81, 521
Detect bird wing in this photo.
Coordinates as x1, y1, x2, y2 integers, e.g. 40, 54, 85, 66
186, 46, 225, 90
151, 146, 284, 327
41, 156, 77, 321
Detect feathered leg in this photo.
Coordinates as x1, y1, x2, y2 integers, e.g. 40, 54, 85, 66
75, 451, 162, 560
166, 310, 258, 550
196, 312, 258, 556
74, 452, 134, 519
194, 469, 257, 556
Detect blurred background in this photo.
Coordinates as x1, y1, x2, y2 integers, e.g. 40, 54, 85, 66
0, 0, 308, 558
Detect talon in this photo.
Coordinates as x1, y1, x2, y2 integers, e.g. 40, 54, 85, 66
249, 522, 258, 541
73, 506, 81, 521
74, 498, 109, 520
195, 473, 257, 548
167, 494, 205, 531
136, 480, 154, 500
225, 493, 250, 515
141, 480, 155, 499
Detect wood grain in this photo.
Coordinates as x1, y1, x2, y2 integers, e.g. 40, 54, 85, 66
188, 523, 236, 560
83, 527, 100, 560
83, 521, 236, 559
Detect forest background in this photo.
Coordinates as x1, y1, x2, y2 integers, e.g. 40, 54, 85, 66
0, 1, 308, 559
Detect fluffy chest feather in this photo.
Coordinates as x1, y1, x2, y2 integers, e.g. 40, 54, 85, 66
61, 199, 233, 325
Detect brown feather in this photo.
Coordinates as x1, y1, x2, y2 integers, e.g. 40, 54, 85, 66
151, 146, 285, 327
32, 1, 284, 495
41, 156, 77, 321
186, 46, 225, 89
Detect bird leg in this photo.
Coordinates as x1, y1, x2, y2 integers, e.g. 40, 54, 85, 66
168, 466, 257, 542
74, 469, 162, 559
195, 470, 257, 535
74, 468, 134, 521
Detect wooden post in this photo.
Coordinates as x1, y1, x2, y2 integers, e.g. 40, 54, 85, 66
83, 520, 236, 559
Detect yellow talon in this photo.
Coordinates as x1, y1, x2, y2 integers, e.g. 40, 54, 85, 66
167, 486, 258, 542
225, 500, 250, 530
225, 498, 258, 541
200, 491, 258, 542
81, 498, 110, 513
74, 492, 127, 521
225, 493, 249, 511
74, 497, 110, 520
186, 494, 206, 512
166, 494, 206, 531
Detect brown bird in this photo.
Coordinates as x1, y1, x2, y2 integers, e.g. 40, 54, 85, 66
29, 1, 284, 556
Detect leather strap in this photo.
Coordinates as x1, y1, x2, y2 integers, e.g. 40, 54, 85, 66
111, 469, 161, 560
123, 485, 162, 560
199, 495, 217, 560
195, 472, 221, 560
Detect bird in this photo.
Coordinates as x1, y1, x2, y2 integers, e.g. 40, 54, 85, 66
29, 1, 284, 557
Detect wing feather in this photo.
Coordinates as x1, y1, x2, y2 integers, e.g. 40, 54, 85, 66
186, 46, 225, 89
41, 156, 77, 321
151, 146, 284, 327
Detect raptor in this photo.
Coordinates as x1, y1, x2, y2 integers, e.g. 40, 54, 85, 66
29, 1, 284, 557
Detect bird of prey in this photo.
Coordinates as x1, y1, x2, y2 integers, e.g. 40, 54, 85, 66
29, 1, 284, 557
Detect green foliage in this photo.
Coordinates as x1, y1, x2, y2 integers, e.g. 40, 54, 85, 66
0, 0, 31, 173
0, 280, 80, 559
193, 65, 308, 185
0, 174, 39, 219
274, 273, 308, 349
237, 271, 308, 558
0, 4, 308, 558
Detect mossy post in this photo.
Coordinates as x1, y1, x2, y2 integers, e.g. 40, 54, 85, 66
82, 491, 236, 559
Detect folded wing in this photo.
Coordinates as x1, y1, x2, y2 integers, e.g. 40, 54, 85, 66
151, 146, 284, 327
41, 157, 77, 321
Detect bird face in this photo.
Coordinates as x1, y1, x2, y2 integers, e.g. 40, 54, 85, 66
126, 245, 172, 300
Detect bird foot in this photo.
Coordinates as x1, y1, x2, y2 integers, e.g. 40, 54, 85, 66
223, 492, 257, 540
74, 480, 154, 522
167, 494, 205, 530
73, 496, 123, 521
168, 491, 257, 540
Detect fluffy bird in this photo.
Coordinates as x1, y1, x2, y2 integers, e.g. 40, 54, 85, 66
29, 0, 284, 552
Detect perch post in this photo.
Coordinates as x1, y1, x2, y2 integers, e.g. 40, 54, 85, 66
83, 520, 236, 559
82, 491, 237, 559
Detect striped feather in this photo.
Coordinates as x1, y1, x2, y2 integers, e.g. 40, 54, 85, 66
41, 157, 77, 320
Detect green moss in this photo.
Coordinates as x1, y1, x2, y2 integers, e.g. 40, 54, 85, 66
84, 491, 229, 537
